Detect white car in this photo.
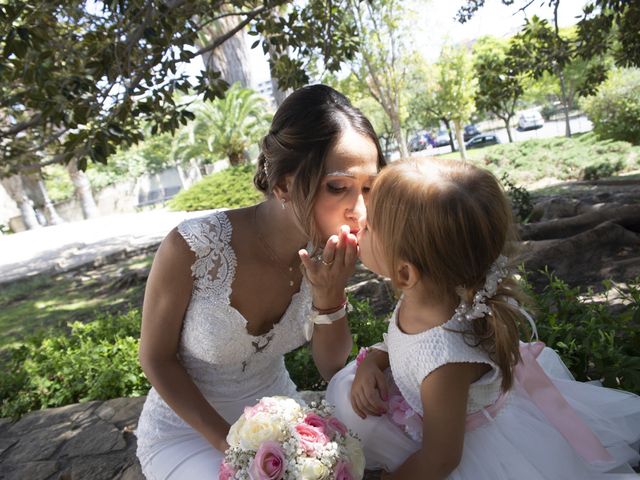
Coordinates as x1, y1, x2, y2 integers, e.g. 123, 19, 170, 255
517, 111, 544, 130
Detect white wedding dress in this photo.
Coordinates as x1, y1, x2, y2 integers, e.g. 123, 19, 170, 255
327, 300, 640, 479
135, 211, 312, 479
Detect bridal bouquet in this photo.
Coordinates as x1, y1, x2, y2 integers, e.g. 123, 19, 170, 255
219, 396, 365, 480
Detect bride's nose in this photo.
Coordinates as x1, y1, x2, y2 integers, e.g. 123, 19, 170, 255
347, 193, 366, 222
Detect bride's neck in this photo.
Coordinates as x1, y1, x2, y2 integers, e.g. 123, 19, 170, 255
254, 199, 308, 264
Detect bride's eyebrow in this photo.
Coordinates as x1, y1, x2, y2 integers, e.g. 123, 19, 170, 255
325, 171, 377, 180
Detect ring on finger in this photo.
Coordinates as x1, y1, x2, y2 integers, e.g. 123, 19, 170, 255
321, 258, 334, 266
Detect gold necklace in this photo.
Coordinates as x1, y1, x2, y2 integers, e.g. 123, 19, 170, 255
254, 203, 300, 288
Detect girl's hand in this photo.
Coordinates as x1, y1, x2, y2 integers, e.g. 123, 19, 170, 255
299, 225, 358, 309
351, 355, 389, 419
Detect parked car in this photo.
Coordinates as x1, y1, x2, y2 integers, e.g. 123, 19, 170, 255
465, 133, 500, 150
463, 124, 481, 141
517, 110, 544, 130
433, 129, 452, 147
408, 131, 435, 152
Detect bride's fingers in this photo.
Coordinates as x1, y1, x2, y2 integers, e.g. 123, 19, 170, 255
332, 225, 349, 266
343, 232, 358, 266
322, 235, 338, 264
298, 249, 314, 272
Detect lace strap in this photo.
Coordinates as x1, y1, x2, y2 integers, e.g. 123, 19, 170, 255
176, 211, 236, 300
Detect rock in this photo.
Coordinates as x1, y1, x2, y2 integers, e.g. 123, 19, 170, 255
529, 197, 583, 222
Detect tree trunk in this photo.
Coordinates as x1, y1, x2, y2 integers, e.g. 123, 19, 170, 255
199, 17, 253, 88
1, 174, 41, 229
228, 151, 243, 166
559, 71, 572, 137
443, 119, 456, 152
390, 111, 408, 159
36, 177, 63, 225
453, 119, 467, 161
67, 159, 98, 219
504, 117, 513, 143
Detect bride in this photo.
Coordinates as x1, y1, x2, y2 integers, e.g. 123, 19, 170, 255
134, 84, 386, 479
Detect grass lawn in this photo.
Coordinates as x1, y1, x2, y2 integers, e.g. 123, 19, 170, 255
433, 132, 640, 188
0, 253, 152, 351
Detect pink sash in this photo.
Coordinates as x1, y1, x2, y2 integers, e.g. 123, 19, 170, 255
466, 341, 613, 464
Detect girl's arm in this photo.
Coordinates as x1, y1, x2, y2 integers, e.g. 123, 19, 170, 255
139, 228, 231, 452
300, 226, 357, 381
385, 363, 477, 480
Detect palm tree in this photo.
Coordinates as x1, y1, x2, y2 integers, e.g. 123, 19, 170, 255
174, 84, 271, 166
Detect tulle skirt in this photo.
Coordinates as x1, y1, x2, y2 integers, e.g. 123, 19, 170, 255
326, 348, 640, 479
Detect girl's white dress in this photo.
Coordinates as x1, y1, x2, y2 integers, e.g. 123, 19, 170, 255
326, 301, 640, 479
135, 211, 312, 479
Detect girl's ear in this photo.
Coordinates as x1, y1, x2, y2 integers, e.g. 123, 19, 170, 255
272, 174, 294, 204
396, 261, 422, 290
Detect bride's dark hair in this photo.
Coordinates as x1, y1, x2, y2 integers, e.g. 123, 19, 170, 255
253, 84, 386, 247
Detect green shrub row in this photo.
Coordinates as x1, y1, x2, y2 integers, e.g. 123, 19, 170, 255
168, 164, 263, 212
0, 310, 149, 418
1, 274, 638, 418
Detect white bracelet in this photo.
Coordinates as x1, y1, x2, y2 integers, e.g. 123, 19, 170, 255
303, 303, 350, 341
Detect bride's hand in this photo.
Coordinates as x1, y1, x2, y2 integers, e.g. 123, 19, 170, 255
299, 225, 358, 309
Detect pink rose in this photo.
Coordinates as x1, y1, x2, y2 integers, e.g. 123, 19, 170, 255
248, 440, 286, 480
294, 423, 329, 455
334, 460, 354, 480
325, 416, 348, 438
244, 398, 275, 418
219, 461, 236, 480
303, 412, 327, 434
355, 347, 369, 367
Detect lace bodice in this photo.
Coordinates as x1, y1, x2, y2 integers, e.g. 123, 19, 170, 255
385, 301, 503, 416
136, 211, 313, 456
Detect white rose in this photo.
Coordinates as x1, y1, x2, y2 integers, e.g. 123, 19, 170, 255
238, 412, 285, 450
298, 457, 330, 480
344, 435, 365, 479
226, 414, 246, 447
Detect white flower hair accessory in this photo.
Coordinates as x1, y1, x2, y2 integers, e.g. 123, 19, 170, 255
453, 254, 510, 322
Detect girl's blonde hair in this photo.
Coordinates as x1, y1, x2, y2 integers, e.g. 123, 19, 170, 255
368, 157, 528, 391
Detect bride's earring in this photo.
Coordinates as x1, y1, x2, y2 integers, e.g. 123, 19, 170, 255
281, 198, 286, 210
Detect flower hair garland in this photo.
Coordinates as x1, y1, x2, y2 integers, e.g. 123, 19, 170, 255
453, 255, 510, 322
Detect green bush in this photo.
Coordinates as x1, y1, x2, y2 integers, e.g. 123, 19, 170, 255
500, 173, 533, 223
582, 159, 625, 180
582, 68, 640, 145
168, 165, 263, 211
286, 295, 389, 391
524, 269, 640, 394
0, 310, 149, 418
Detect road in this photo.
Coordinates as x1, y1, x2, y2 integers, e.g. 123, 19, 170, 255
402, 114, 593, 158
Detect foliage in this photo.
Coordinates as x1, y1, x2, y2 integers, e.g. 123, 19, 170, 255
524, 270, 640, 394
581, 68, 640, 145
456, 0, 640, 68
0, 310, 149, 418
171, 84, 271, 166
0, 0, 360, 176
473, 36, 525, 142
500, 173, 533, 223
466, 132, 640, 186
286, 295, 390, 391
168, 165, 262, 211
582, 159, 625, 181
343, 0, 412, 157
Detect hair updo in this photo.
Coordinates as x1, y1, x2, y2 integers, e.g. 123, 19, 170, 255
253, 84, 386, 246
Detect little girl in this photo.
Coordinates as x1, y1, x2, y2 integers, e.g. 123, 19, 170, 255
326, 157, 640, 479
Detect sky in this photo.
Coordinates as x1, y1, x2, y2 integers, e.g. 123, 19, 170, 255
186, 0, 590, 87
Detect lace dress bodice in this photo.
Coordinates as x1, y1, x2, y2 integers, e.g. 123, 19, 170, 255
136, 211, 312, 457
385, 301, 503, 416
